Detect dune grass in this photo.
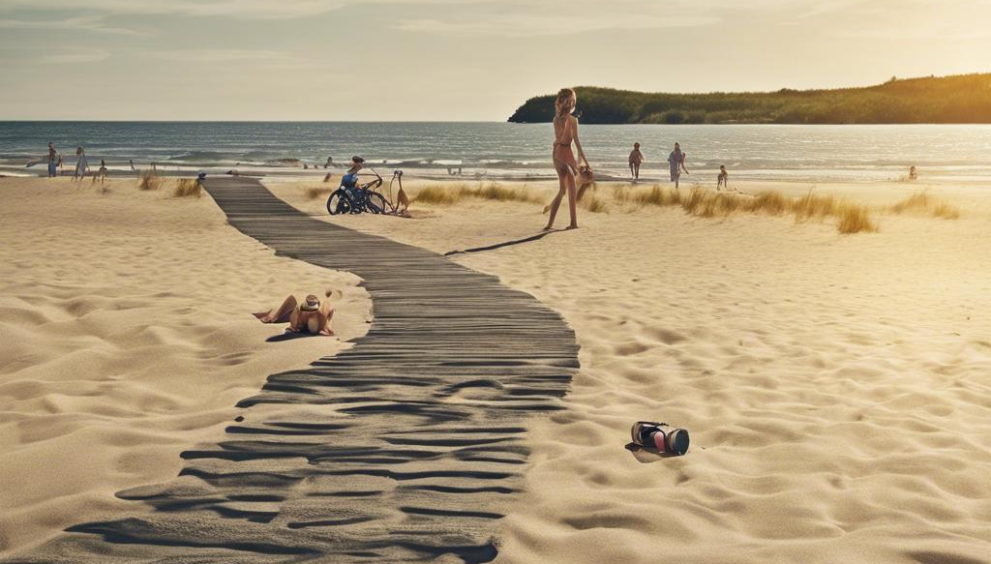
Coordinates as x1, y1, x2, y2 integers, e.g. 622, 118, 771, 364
414, 183, 546, 206
613, 184, 878, 234
579, 192, 608, 213
890, 191, 961, 219
306, 187, 334, 200
932, 202, 961, 219
173, 178, 202, 198
138, 170, 162, 191
837, 203, 878, 234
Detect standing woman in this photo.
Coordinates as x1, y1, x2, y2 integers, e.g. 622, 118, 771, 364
545, 88, 590, 231
668, 142, 689, 189
73, 147, 89, 181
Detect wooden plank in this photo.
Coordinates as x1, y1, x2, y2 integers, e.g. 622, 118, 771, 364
9, 177, 578, 564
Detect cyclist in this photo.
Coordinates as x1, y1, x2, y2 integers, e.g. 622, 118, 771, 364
341, 156, 364, 193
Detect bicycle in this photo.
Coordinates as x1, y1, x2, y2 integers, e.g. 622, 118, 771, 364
326, 169, 409, 217
326, 169, 385, 215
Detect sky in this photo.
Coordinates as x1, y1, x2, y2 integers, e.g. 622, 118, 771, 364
1, 0, 990, 121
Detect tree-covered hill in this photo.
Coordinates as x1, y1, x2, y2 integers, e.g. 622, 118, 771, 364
507, 73, 991, 124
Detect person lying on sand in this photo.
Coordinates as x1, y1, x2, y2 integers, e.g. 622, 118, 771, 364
255, 294, 335, 336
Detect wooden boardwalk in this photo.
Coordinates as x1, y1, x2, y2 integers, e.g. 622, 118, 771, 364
9, 178, 578, 564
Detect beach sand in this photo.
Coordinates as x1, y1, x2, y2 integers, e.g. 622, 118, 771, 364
0, 177, 372, 556
268, 177, 991, 563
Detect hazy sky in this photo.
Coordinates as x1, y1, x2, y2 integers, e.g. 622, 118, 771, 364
1, 0, 989, 120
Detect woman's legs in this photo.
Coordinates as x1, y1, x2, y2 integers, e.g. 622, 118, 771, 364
565, 170, 578, 229
545, 163, 569, 230
258, 295, 297, 323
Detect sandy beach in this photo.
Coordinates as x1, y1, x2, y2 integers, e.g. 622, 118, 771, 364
0, 177, 372, 556
267, 176, 991, 563
1, 173, 989, 562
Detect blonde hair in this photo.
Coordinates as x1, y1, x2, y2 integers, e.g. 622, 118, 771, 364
554, 88, 576, 118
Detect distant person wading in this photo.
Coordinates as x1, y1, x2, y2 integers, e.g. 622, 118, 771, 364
629, 142, 644, 180
47, 143, 60, 178
668, 142, 689, 188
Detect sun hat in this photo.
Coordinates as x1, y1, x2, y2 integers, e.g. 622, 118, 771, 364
300, 295, 321, 311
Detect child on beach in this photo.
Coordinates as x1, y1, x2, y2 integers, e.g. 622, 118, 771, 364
73, 147, 89, 181
93, 160, 108, 185
717, 165, 728, 190
629, 143, 644, 180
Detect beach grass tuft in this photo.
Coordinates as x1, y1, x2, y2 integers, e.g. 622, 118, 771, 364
891, 192, 932, 213
612, 184, 878, 234
579, 192, 608, 213
306, 187, 334, 200
747, 191, 789, 215
138, 170, 162, 191
414, 183, 545, 205
173, 178, 202, 198
793, 191, 839, 222
890, 191, 960, 219
837, 203, 878, 234
931, 202, 961, 219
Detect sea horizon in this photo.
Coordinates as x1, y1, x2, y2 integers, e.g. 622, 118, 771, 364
4, 121, 991, 184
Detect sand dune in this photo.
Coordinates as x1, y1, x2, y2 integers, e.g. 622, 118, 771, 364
270, 178, 991, 563
0, 178, 372, 555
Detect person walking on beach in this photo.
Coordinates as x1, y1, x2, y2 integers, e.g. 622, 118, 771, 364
629, 142, 644, 180
668, 142, 689, 188
717, 165, 729, 190
545, 88, 591, 231
73, 147, 89, 181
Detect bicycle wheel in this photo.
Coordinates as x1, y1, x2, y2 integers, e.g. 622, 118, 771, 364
365, 191, 388, 214
327, 190, 351, 215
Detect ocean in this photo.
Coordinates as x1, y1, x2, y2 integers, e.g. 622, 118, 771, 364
2, 122, 990, 183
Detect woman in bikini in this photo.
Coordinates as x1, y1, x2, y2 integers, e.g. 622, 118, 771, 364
545, 88, 591, 231
255, 294, 335, 336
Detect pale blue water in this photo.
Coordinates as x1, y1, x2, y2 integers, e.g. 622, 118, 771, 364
2, 122, 990, 183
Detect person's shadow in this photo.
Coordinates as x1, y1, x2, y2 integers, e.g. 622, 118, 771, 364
266, 331, 323, 343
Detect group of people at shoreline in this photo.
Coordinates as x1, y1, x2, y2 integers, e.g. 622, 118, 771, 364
44, 143, 108, 182
626, 141, 699, 189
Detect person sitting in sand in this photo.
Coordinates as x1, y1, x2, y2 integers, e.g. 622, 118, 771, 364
73, 147, 89, 181
629, 142, 644, 180
545, 87, 591, 231
909, 166, 919, 181
667, 143, 689, 189
255, 294, 335, 336
717, 165, 729, 191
